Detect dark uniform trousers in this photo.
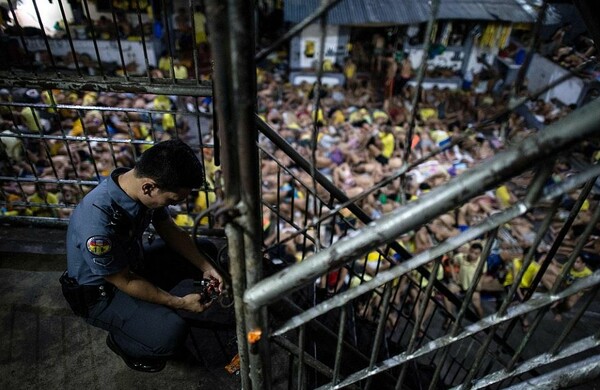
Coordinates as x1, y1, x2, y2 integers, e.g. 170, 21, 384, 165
85, 238, 218, 359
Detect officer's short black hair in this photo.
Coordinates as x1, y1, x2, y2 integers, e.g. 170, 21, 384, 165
135, 139, 204, 191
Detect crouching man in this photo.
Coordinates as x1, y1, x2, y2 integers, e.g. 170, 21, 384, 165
61, 139, 222, 372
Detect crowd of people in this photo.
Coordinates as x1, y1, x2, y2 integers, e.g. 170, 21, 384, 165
254, 58, 598, 336
0, 70, 202, 220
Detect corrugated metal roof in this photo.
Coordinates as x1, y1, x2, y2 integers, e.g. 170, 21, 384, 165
438, 0, 535, 23
283, 0, 430, 26
284, 0, 535, 25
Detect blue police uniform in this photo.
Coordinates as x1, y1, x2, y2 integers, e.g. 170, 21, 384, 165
66, 167, 188, 359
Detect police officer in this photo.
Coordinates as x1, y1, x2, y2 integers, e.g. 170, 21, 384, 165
62, 139, 223, 372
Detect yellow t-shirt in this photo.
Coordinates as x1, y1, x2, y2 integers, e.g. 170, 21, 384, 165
194, 189, 217, 225
158, 56, 172, 74
331, 109, 345, 125
27, 192, 59, 217
174, 214, 194, 227
162, 113, 175, 130
496, 185, 511, 208
194, 12, 207, 43
412, 264, 443, 288
70, 118, 83, 136
372, 110, 389, 122
379, 132, 395, 158
311, 108, 324, 123
503, 258, 540, 288
344, 62, 356, 80
349, 110, 363, 124
173, 64, 188, 79
568, 266, 592, 284
419, 108, 437, 121
20, 107, 42, 132
0, 131, 23, 161
153, 95, 171, 111
456, 253, 486, 291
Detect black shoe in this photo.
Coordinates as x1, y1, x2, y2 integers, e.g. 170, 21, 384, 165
106, 334, 166, 373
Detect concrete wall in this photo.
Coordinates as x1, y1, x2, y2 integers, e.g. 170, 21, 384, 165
526, 53, 584, 105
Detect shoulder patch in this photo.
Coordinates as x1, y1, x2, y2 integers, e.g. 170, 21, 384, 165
86, 236, 113, 256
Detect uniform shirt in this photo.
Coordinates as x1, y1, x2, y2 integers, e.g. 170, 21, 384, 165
66, 167, 169, 285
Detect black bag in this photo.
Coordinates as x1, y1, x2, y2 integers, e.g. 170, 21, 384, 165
59, 271, 89, 317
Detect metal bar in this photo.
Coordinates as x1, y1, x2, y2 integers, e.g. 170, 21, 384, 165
45, 91, 84, 187
258, 113, 526, 325
188, 0, 201, 83
549, 284, 600, 355
273, 204, 525, 337
404, 0, 440, 164
0, 75, 213, 96
271, 336, 339, 384
6, 0, 34, 74
317, 272, 600, 390
245, 98, 600, 310
297, 325, 306, 390
76, 109, 102, 180
0, 216, 69, 227
505, 201, 600, 371
572, 1, 600, 57
275, 297, 384, 379
161, 0, 176, 82
514, 1, 547, 93
0, 131, 153, 146
81, 0, 106, 78
523, 178, 596, 303
365, 282, 393, 390
30, 0, 58, 74
227, 0, 265, 387
499, 195, 560, 341
204, 1, 252, 388
108, 1, 130, 80
494, 349, 600, 390
397, 258, 442, 389
308, 7, 328, 253
331, 306, 347, 386
550, 200, 600, 295
254, 0, 343, 62
57, 0, 82, 77
460, 164, 557, 388
469, 334, 600, 390
267, 163, 600, 338
0, 100, 203, 119
224, 222, 250, 388
490, 165, 556, 341
428, 229, 499, 390
134, 0, 152, 82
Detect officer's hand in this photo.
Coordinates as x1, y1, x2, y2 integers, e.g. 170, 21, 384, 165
180, 293, 213, 313
203, 267, 223, 293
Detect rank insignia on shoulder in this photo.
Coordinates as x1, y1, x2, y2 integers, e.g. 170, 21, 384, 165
86, 236, 113, 256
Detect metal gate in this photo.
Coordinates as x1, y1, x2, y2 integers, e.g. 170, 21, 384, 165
1, 1, 600, 389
